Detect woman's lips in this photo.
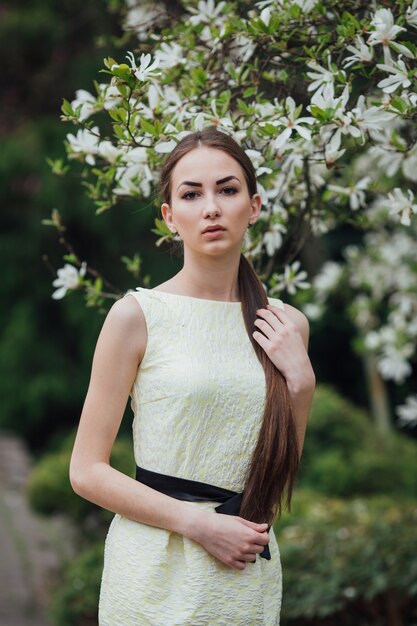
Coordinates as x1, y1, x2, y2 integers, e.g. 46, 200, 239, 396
202, 228, 226, 239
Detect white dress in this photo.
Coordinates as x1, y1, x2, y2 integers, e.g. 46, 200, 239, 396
99, 288, 284, 625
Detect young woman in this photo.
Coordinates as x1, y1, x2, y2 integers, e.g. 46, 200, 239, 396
70, 127, 316, 625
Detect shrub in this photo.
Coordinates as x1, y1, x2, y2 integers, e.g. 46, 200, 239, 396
48, 541, 104, 626
275, 491, 417, 625
299, 385, 417, 499
27, 435, 135, 524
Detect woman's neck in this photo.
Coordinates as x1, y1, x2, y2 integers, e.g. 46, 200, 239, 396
161, 250, 242, 302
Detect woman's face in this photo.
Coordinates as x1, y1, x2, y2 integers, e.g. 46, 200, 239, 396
161, 146, 261, 258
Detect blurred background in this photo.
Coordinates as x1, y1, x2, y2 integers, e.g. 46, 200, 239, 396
0, 1, 416, 625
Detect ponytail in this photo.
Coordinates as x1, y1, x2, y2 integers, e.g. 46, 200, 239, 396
238, 254, 300, 524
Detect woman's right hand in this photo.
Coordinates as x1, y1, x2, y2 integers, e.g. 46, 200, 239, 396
189, 511, 270, 570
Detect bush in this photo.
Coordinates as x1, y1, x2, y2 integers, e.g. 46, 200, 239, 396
27, 435, 135, 524
48, 541, 104, 626
299, 385, 417, 499
276, 490, 417, 625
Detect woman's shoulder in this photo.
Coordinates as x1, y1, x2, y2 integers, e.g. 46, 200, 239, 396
103, 293, 147, 353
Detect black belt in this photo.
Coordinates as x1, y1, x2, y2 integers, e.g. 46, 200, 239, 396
135, 465, 271, 560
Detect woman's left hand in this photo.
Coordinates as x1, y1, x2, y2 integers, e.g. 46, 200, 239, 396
253, 304, 314, 390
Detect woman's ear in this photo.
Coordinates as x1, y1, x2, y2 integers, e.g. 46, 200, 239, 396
161, 202, 177, 233
248, 193, 262, 226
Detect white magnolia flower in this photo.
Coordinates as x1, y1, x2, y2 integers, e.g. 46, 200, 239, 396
66, 127, 99, 166
328, 177, 370, 210
123, 2, 165, 40
230, 34, 256, 62
364, 331, 381, 350
263, 223, 286, 256
207, 99, 235, 132
378, 345, 413, 383
310, 82, 348, 112
368, 8, 408, 64
114, 162, 155, 198
260, 7, 272, 26
188, 0, 226, 25
272, 260, 310, 295
154, 42, 184, 69
71, 89, 96, 121
343, 35, 374, 68
154, 139, 178, 153
303, 302, 324, 320
396, 394, 417, 427
123, 147, 148, 165
368, 144, 404, 178
306, 56, 344, 97
97, 141, 122, 163
351, 96, 396, 141
52, 262, 87, 300
324, 129, 346, 165
256, 0, 318, 13
406, 0, 417, 29
313, 261, 343, 297
387, 188, 417, 226
124, 51, 160, 81
377, 57, 412, 93
273, 97, 315, 149
403, 145, 417, 182
100, 83, 122, 110
245, 149, 265, 170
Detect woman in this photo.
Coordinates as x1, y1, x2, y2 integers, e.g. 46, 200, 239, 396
70, 127, 316, 625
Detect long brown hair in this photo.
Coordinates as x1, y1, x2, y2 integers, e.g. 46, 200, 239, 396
160, 127, 299, 523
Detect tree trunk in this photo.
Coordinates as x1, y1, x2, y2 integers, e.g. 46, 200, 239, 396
363, 352, 392, 433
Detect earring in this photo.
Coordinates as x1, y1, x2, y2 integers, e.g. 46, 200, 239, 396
247, 222, 253, 229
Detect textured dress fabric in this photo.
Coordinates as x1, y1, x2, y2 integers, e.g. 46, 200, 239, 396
99, 287, 285, 626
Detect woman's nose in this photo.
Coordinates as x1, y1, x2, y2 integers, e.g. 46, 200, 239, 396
202, 195, 221, 218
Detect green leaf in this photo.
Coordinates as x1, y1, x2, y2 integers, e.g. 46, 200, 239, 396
151, 218, 172, 237
61, 99, 75, 117
391, 96, 406, 113
290, 3, 301, 18
140, 118, 157, 136
103, 57, 117, 69
243, 87, 257, 98
63, 254, 78, 263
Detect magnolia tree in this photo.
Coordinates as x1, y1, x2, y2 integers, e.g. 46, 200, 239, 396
47, 0, 417, 426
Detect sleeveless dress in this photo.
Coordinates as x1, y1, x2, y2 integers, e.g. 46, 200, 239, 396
99, 287, 285, 625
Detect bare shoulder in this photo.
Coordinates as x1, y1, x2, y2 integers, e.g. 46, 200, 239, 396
281, 302, 310, 348
98, 293, 147, 363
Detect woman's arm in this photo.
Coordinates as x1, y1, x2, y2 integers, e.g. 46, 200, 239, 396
70, 294, 269, 570
253, 303, 316, 458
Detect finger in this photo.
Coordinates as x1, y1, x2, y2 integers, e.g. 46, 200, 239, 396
232, 560, 246, 571
256, 308, 282, 331
266, 304, 293, 326
252, 330, 270, 351
241, 553, 258, 562
253, 318, 276, 340
239, 519, 268, 531
254, 532, 270, 546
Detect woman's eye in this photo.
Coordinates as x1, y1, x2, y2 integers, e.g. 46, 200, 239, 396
221, 186, 238, 195
182, 191, 199, 200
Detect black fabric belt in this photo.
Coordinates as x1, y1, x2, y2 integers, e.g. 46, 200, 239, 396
135, 465, 271, 560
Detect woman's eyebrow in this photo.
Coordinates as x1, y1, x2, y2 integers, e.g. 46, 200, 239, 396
176, 175, 240, 191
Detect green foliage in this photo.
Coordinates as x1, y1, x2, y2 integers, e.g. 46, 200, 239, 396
27, 436, 135, 524
298, 385, 417, 498
0, 0, 175, 447
276, 491, 417, 623
48, 541, 103, 626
